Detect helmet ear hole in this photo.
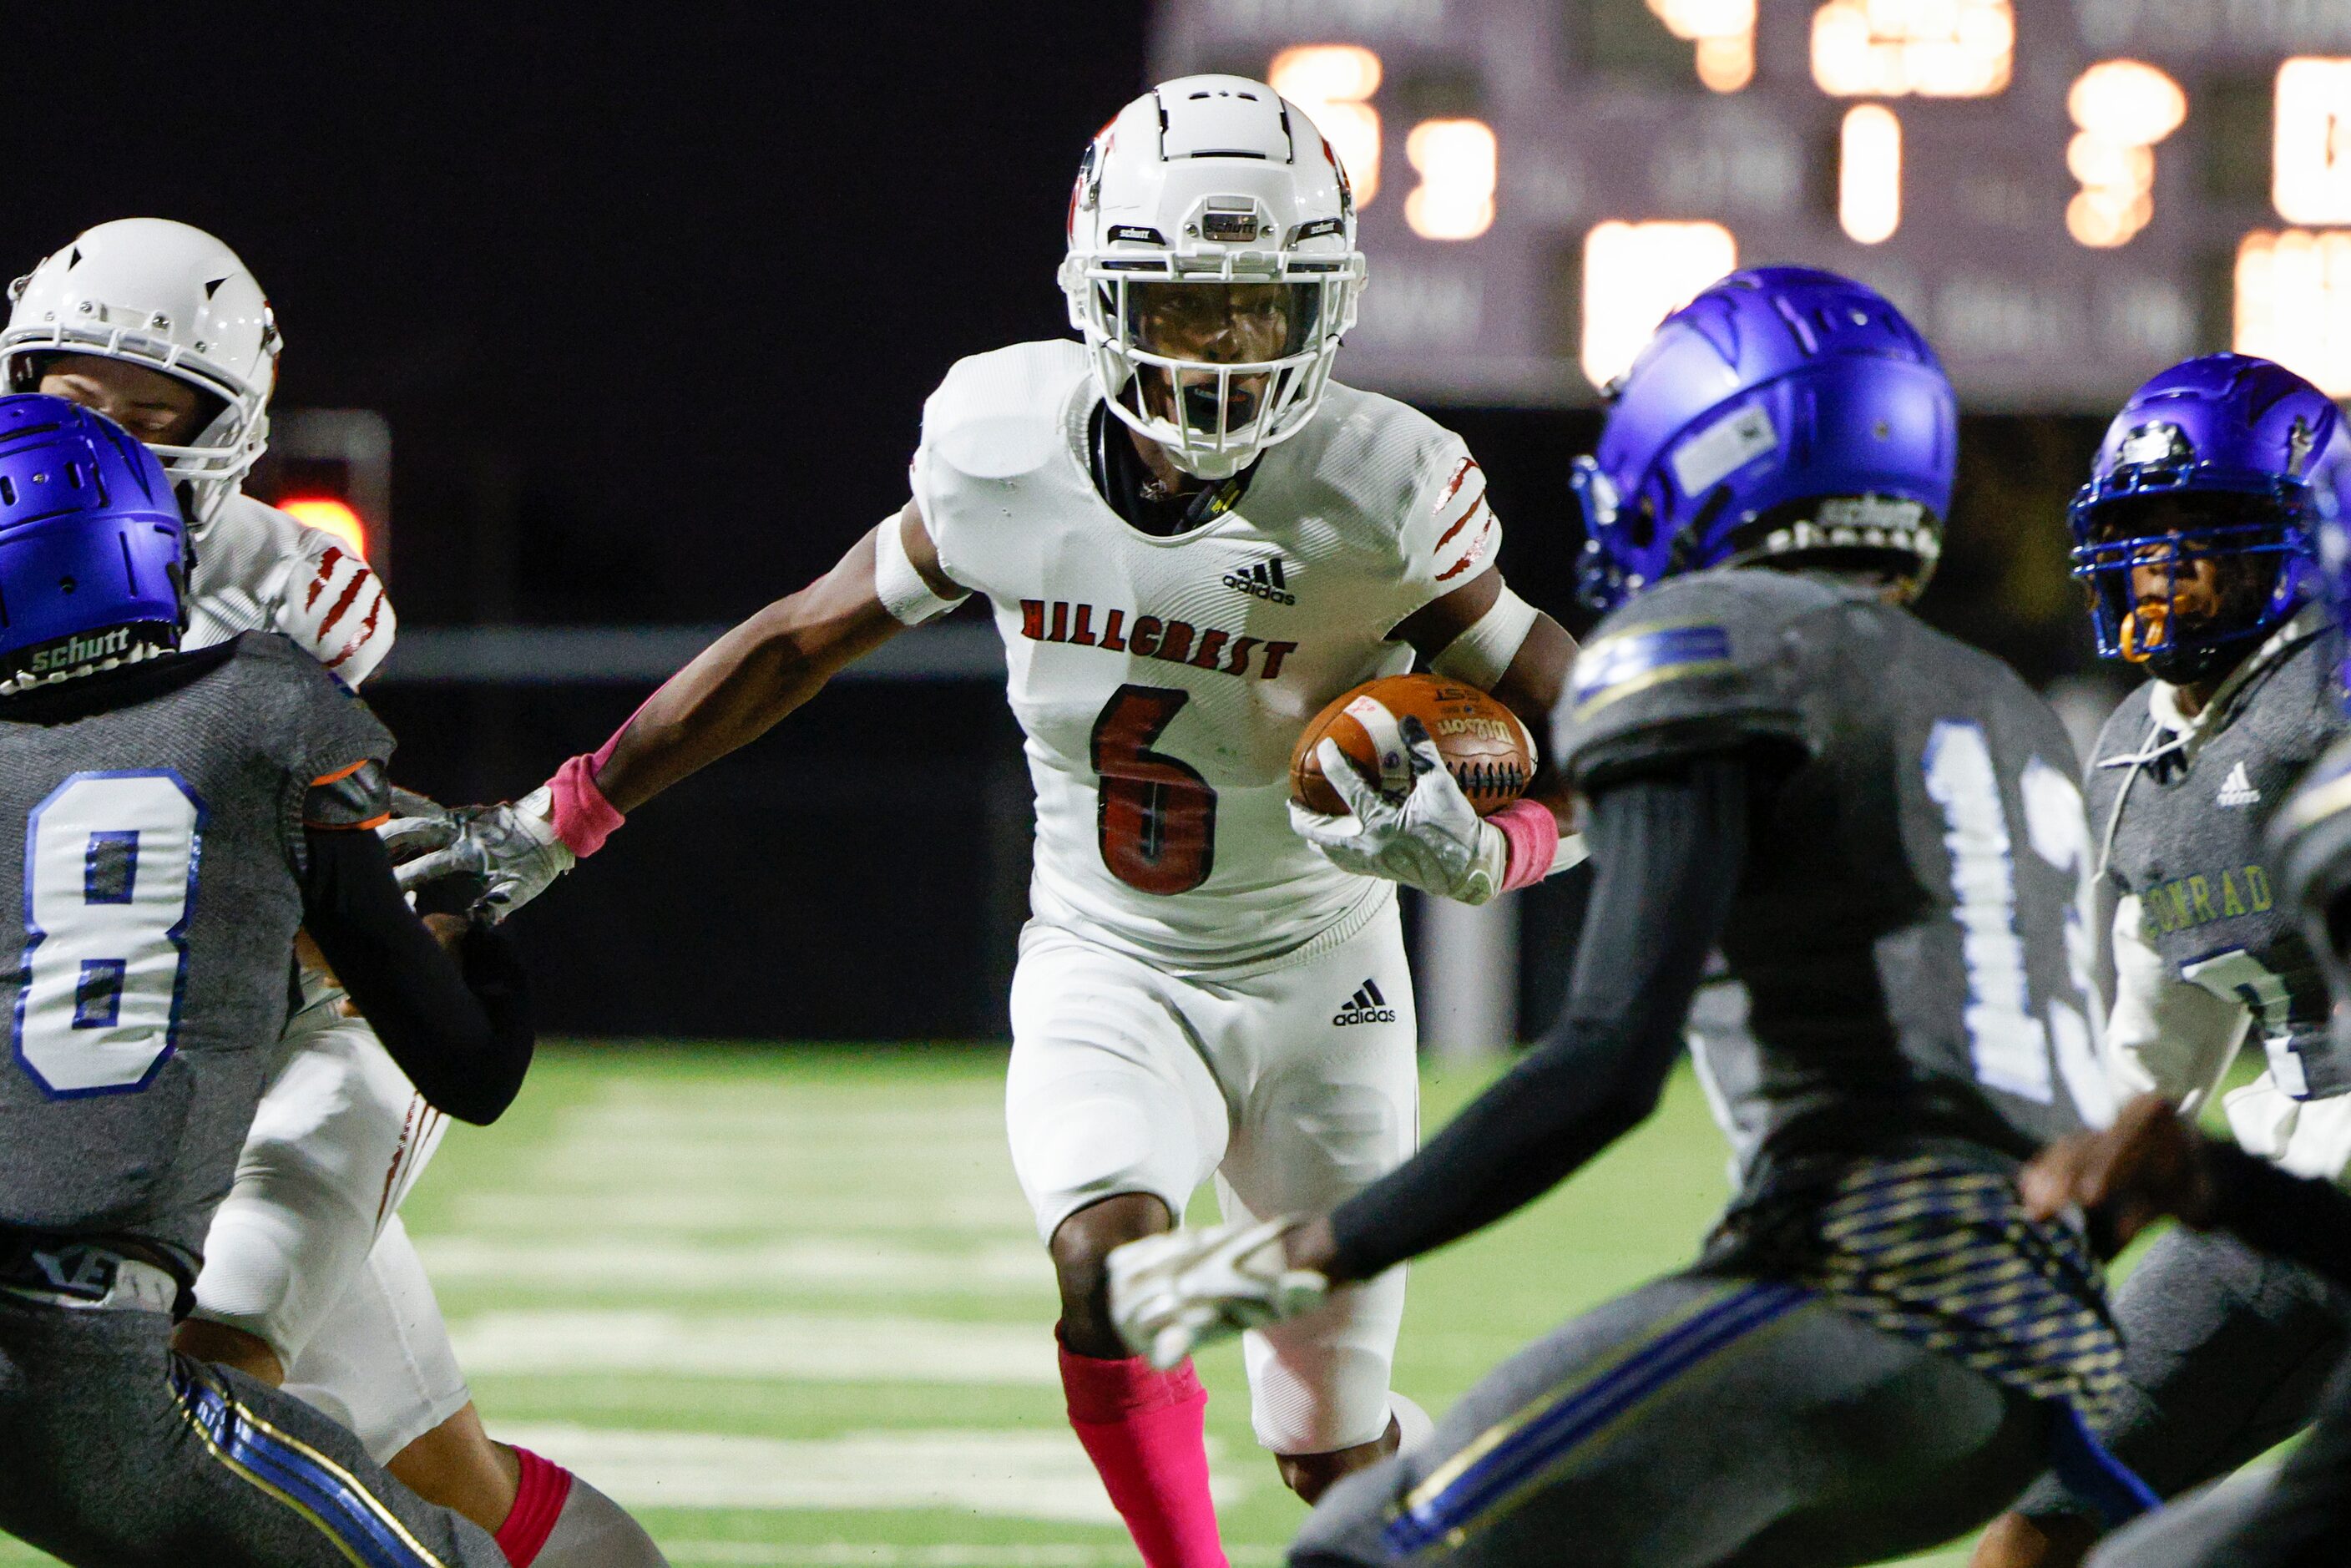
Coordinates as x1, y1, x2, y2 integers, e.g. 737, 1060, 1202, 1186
1684, 487, 1731, 552
1625, 493, 1660, 552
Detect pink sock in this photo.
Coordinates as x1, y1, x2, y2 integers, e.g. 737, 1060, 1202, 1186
495, 1446, 574, 1567
1059, 1333, 1229, 1568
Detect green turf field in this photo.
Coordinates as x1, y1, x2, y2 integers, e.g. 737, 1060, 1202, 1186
0, 1043, 2019, 1566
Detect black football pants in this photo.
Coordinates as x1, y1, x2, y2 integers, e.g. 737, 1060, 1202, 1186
0, 1290, 507, 1567
1289, 1270, 2050, 1568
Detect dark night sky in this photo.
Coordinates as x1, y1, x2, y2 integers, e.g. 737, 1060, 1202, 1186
32, 3, 1149, 625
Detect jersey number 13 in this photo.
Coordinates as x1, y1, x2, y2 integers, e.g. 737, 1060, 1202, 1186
1924, 721, 2111, 1121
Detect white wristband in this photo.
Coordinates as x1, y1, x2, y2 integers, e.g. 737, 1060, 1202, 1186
873, 511, 968, 626
1552, 832, 1590, 876
1429, 584, 1540, 688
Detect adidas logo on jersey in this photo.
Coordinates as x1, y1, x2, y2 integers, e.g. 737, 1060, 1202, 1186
2217, 761, 2263, 808
1333, 979, 1397, 1026
1224, 557, 1297, 605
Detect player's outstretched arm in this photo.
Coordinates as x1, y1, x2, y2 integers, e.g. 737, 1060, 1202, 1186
389, 503, 967, 917
301, 818, 535, 1125
1115, 749, 1753, 1366
591, 503, 946, 812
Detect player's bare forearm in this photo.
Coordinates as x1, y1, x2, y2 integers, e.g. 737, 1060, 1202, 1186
594, 524, 909, 813
1396, 568, 1582, 831
1490, 615, 1581, 828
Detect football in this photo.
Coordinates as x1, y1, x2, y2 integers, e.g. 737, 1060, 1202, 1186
1288, 672, 1539, 817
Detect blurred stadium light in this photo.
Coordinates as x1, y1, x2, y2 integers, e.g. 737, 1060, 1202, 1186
1580, 220, 1738, 390
1645, 0, 1756, 93
253, 407, 392, 569
1840, 104, 1903, 245
2234, 229, 2351, 395
2273, 57, 2351, 225
1150, 0, 2351, 410
1403, 119, 1499, 240
2065, 60, 2185, 248
1269, 44, 1385, 200
1811, 0, 2014, 98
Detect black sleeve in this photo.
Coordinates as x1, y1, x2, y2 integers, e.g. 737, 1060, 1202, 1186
1327, 750, 1752, 1281
297, 827, 534, 1125
2199, 1139, 2351, 1293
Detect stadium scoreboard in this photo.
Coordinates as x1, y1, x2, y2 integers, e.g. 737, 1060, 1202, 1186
1150, 0, 2351, 410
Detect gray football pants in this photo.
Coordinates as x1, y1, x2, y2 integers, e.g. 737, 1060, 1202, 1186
2015, 1227, 2347, 1521
0, 1293, 507, 1567
1289, 1272, 2050, 1568
2087, 1355, 2351, 1568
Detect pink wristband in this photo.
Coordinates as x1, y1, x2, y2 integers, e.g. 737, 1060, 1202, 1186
548, 752, 625, 857
1492, 798, 1561, 893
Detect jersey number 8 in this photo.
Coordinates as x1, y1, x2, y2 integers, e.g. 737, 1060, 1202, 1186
1092, 685, 1216, 896
15, 771, 205, 1099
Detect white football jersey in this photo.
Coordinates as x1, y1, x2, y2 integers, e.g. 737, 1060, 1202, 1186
185, 491, 396, 687
914, 341, 1501, 970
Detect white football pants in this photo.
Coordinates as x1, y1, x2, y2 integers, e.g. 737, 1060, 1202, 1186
1007, 901, 1419, 1455
192, 993, 468, 1460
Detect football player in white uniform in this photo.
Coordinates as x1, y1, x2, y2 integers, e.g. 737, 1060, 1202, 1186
6, 219, 669, 1568
392, 77, 1585, 1568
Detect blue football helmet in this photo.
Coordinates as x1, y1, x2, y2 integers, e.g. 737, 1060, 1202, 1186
1573, 266, 1958, 614
2303, 420, 2351, 706
0, 394, 188, 692
2069, 353, 2337, 684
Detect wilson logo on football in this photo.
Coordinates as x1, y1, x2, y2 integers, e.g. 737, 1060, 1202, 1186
1333, 979, 1397, 1027
1433, 716, 1516, 744
1225, 557, 1297, 605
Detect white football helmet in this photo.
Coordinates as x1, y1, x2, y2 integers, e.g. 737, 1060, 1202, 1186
1061, 76, 1367, 480
3, 219, 280, 522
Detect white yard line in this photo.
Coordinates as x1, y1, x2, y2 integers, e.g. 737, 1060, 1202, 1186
661, 1548, 1287, 1567
417, 1236, 1052, 1293
449, 1309, 1058, 1383
449, 1189, 1037, 1235
496, 1424, 1251, 1525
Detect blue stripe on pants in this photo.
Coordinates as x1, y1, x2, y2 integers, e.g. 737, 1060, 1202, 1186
1384, 1282, 1814, 1556
174, 1363, 452, 1568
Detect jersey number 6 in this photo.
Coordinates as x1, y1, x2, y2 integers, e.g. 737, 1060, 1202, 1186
15, 771, 205, 1099
1092, 685, 1216, 896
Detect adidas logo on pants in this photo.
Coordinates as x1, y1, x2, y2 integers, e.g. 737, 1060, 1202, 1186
1333, 979, 1397, 1026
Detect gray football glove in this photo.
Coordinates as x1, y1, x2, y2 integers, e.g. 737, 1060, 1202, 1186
1288, 716, 1507, 904
378, 785, 575, 922
1107, 1216, 1330, 1369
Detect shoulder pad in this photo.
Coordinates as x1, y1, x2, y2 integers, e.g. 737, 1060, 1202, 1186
917, 340, 1090, 483
2273, 732, 2351, 919
228, 631, 395, 786
276, 524, 395, 686
1272, 384, 1459, 528
1555, 569, 1829, 785
1262, 388, 1498, 615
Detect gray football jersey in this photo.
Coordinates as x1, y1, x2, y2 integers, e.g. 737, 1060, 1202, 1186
0, 633, 390, 1266
1557, 567, 2103, 1177
2086, 620, 2344, 1099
